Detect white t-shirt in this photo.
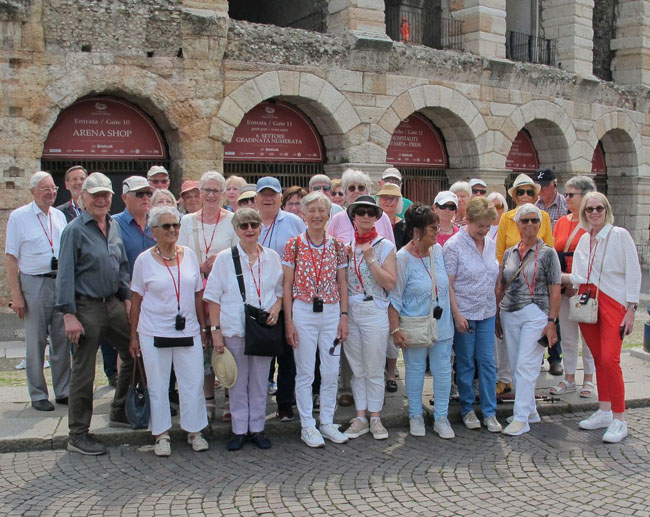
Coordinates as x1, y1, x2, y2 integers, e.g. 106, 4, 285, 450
131, 246, 203, 338
203, 244, 284, 338
346, 237, 396, 310
177, 210, 238, 263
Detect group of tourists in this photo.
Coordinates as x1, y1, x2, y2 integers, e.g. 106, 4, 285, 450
5, 163, 641, 457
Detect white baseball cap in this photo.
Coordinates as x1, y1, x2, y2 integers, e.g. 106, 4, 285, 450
434, 191, 458, 207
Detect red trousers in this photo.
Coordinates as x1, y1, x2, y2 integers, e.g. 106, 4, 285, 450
578, 285, 626, 413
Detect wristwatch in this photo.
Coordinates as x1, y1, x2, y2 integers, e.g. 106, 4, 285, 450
547, 318, 559, 324
628, 303, 638, 311
210, 325, 221, 331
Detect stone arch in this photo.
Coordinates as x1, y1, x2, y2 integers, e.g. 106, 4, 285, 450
587, 110, 641, 177
214, 71, 362, 163
501, 100, 579, 173
376, 85, 488, 169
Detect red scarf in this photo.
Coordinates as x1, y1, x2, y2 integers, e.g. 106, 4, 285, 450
355, 227, 378, 245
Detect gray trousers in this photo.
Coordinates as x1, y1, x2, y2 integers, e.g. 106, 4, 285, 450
20, 273, 70, 402
68, 296, 133, 438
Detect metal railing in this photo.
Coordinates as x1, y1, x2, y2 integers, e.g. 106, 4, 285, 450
386, 7, 464, 52
506, 30, 556, 66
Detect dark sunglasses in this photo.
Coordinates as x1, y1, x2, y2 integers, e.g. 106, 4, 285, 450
238, 198, 256, 205
155, 223, 180, 231
354, 207, 378, 217
435, 203, 457, 211
312, 185, 331, 192
134, 191, 153, 198
519, 218, 540, 225
239, 222, 261, 230
585, 206, 606, 214
347, 185, 366, 192
564, 192, 579, 199
493, 204, 504, 210
472, 188, 487, 195
329, 338, 341, 356
516, 189, 536, 197
332, 191, 344, 196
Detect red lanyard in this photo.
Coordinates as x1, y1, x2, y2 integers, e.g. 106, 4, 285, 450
247, 250, 263, 307
36, 211, 55, 256
160, 251, 181, 312
261, 214, 277, 247
587, 238, 599, 283
200, 209, 222, 256
352, 246, 367, 295
305, 233, 325, 295
419, 256, 438, 300
518, 242, 539, 297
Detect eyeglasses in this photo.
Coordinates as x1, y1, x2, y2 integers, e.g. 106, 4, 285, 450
347, 184, 366, 192
384, 177, 402, 185
585, 205, 606, 214
427, 225, 441, 232
201, 188, 222, 196
39, 186, 59, 193
354, 207, 378, 217
435, 203, 457, 211
329, 338, 341, 356
516, 189, 536, 197
332, 191, 344, 197
286, 201, 301, 208
154, 223, 180, 231
238, 222, 261, 230
133, 191, 153, 198
564, 192, 580, 199
519, 218, 540, 225
149, 179, 169, 185
472, 188, 487, 195
312, 185, 331, 192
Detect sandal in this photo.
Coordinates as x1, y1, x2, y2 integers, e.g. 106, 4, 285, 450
549, 380, 576, 395
580, 381, 595, 398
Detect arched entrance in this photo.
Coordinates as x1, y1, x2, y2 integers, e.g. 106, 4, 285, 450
223, 100, 325, 188
41, 96, 169, 213
505, 128, 539, 206
386, 113, 449, 203
591, 141, 607, 194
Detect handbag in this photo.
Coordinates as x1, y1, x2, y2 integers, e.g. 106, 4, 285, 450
125, 355, 150, 430
568, 228, 612, 324
231, 246, 285, 357
399, 247, 439, 348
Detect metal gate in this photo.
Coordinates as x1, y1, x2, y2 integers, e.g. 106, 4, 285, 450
400, 168, 449, 205
223, 162, 324, 190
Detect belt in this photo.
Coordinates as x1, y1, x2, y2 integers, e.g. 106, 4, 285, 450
76, 294, 117, 303
36, 272, 57, 278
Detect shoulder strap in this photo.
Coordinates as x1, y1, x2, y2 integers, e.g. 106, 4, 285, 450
429, 247, 438, 315
231, 246, 246, 303
504, 247, 534, 292
192, 213, 203, 262
563, 221, 582, 253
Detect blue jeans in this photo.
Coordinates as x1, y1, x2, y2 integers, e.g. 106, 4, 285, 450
453, 316, 497, 418
402, 338, 453, 420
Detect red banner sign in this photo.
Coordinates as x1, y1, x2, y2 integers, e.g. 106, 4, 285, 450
224, 101, 323, 162
386, 113, 447, 167
591, 142, 606, 175
506, 130, 539, 171
42, 97, 167, 159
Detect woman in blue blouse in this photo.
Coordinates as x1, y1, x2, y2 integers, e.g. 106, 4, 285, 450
389, 204, 455, 439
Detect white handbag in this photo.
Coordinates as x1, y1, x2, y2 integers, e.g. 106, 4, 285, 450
400, 247, 439, 348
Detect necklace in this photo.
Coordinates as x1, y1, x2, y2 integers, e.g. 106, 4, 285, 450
155, 246, 177, 261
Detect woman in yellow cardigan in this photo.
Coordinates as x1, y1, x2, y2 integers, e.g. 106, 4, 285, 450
496, 174, 554, 264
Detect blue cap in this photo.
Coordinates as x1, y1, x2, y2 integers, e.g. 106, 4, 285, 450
256, 176, 282, 193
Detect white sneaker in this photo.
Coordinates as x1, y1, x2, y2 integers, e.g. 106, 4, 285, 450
502, 420, 530, 436
483, 415, 502, 433
370, 417, 389, 440
154, 435, 171, 457
507, 412, 541, 424
15, 359, 26, 370
345, 417, 369, 439
301, 426, 325, 448
409, 414, 426, 437
463, 410, 481, 430
433, 418, 455, 439
579, 409, 613, 430
320, 423, 349, 444
602, 419, 627, 443
187, 432, 209, 452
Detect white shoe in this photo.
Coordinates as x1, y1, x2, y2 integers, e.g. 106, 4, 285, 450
370, 417, 389, 440
154, 435, 171, 457
579, 409, 613, 430
301, 426, 325, 448
43, 360, 50, 369
602, 419, 627, 443
433, 418, 455, 439
463, 410, 481, 430
409, 414, 426, 437
319, 423, 349, 444
507, 412, 541, 424
15, 359, 26, 370
345, 417, 369, 439
483, 415, 502, 433
187, 432, 209, 452
502, 420, 530, 436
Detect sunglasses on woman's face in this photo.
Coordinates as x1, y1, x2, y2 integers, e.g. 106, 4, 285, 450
564, 192, 580, 199
155, 223, 180, 231
348, 184, 366, 192
436, 203, 457, 211
519, 218, 540, 225
332, 191, 344, 197
239, 222, 261, 230
493, 204, 504, 210
516, 189, 536, 197
472, 188, 487, 195
354, 207, 377, 217
585, 205, 606, 214
312, 185, 331, 192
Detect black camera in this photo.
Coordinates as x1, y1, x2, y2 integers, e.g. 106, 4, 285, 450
433, 306, 443, 320
51, 256, 58, 271
579, 292, 591, 305
175, 314, 186, 331
313, 297, 323, 313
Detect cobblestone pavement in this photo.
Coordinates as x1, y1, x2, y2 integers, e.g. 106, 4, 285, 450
1, 408, 649, 516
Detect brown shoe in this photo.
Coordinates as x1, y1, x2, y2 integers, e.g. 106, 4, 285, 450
496, 381, 512, 395
338, 394, 354, 407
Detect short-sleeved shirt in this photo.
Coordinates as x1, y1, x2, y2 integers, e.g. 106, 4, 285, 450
113, 209, 156, 276
346, 236, 395, 310
437, 225, 459, 247
536, 192, 567, 230
177, 209, 237, 264
130, 246, 203, 338
282, 233, 347, 304
443, 228, 499, 320
327, 210, 396, 245
500, 238, 561, 315
552, 215, 585, 273
258, 210, 306, 257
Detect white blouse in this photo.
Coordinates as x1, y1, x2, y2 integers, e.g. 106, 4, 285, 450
203, 244, 284, 337
569, 224, 641, 308
177, 210, 238, 263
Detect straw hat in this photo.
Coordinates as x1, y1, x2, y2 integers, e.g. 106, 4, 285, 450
508, 173, 541, 199
376, 183, 402, 198
211, 347, 237, 389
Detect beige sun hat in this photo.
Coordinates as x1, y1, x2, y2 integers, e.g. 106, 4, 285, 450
211, 347, 238, 389
507, 173, 541, 199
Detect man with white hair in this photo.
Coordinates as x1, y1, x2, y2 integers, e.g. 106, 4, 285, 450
379, 167, 412, 219
147, 165, 170, 191
5, 171, 70, 411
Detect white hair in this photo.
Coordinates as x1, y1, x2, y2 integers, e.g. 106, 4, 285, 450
486, 192, 508, 211
450, 181, 471, 197
301, 191, 331, 213
30, 171, 52, 189
514, 203, 542, 222
309, 174, 331, 189
342, 169, 372, 197
149, 206, 180, 227
199, 170, 226, 191
151, 189, 177, 206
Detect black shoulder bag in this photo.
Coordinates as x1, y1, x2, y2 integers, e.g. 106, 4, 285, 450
231, 246, 285, 356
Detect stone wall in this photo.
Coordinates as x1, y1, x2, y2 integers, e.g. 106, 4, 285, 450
593, 0, 617, 81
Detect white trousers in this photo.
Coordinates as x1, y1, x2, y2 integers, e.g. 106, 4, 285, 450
344, 301, 389, 413
292, 299, 340, 428
501, 303, 547, 423
139, 334, 207, 436
559, 294, 595, 376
